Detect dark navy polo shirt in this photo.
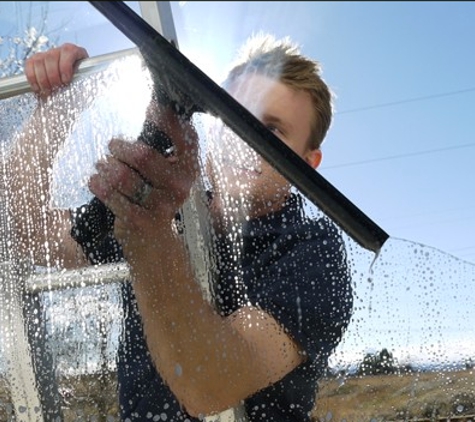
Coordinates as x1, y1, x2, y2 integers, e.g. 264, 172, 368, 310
72, 193, 353, 422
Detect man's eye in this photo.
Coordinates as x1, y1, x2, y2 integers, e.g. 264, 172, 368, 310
267, 125, 281, 134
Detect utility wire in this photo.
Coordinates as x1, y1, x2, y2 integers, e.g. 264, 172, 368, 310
323, 87, 475, 169
335, 87, 475, 114
322, 142, 475, 170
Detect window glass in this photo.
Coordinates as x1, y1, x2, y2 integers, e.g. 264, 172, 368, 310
1, 2, 474, 422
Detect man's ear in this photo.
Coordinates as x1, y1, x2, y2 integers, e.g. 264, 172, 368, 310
304, 148, 322, 169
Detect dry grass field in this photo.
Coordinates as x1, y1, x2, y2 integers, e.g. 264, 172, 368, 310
1, 369, 474, 421
312, 368, 475, 422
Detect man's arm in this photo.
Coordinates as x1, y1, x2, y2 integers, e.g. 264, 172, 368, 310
7, 43, 89, 268
132, 232, 304, 417
89, 103, 304, 417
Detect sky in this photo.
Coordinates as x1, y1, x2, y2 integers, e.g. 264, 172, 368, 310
1, 1, 474, 368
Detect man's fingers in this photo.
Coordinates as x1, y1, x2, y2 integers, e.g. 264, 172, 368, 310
24, 43, 89, 97
58, 43, 89, 84
25, 52, 58, 95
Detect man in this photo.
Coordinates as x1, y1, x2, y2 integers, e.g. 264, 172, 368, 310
9, 33, 353, 421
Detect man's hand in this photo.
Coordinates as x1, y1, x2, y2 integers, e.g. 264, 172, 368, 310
88, 104, 200, 255
25, 43, 89, 100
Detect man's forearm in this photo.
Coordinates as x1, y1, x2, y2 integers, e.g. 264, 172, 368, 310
128, 224, 259, 417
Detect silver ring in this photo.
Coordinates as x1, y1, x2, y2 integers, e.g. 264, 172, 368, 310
131, 180, 153, 206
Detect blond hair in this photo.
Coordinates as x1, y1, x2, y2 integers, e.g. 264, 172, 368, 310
222, 33, 333, 149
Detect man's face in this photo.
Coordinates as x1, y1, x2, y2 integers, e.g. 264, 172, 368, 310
207, 73, 321, 219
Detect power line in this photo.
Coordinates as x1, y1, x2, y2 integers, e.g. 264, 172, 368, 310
321, 142, 475, 170
335, 87, 475, 114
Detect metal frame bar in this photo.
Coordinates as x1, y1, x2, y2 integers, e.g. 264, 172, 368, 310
139, 1, 179, 47
26, 262, 130, 294
0, 47, 139, 101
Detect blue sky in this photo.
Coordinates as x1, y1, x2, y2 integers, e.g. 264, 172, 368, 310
1, 1, 474, 367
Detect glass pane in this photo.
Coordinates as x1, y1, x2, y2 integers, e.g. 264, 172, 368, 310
1, 2, 475, 422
